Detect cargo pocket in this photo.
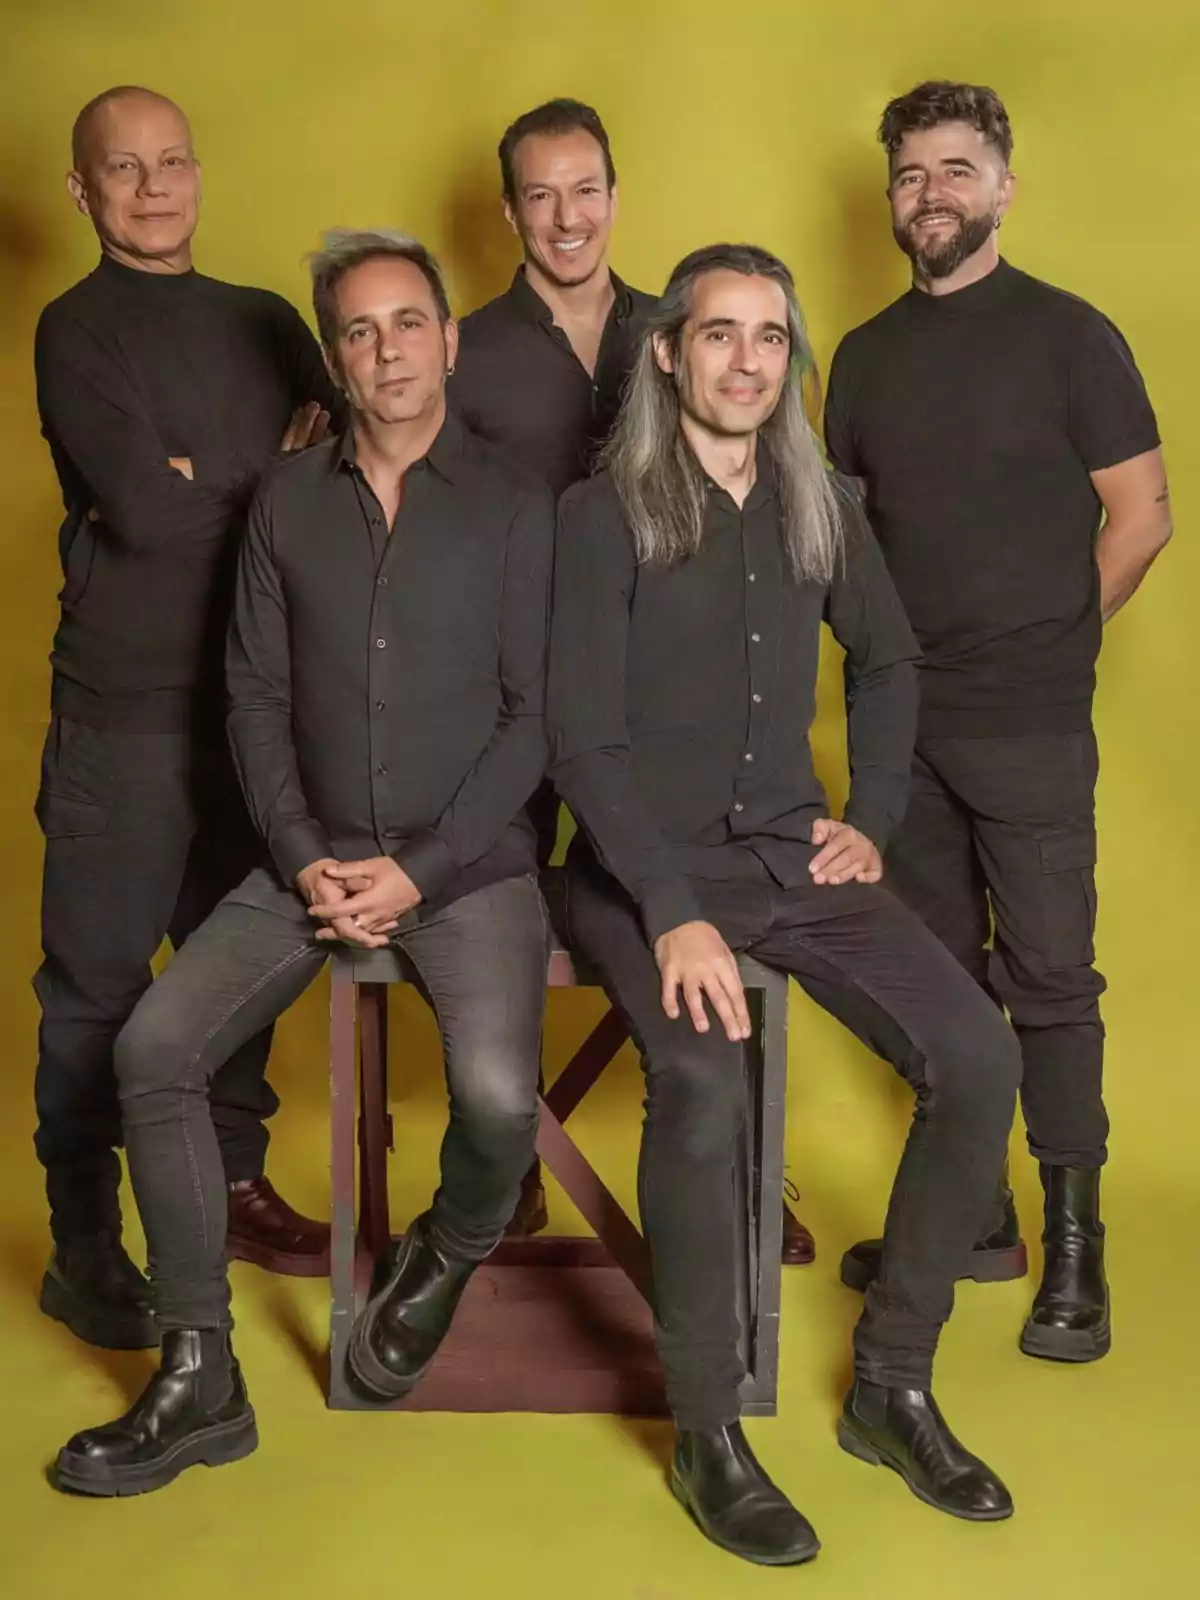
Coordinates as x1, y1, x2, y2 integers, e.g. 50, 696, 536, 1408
1036, 826, 1097, 969
34, 717, 110, 840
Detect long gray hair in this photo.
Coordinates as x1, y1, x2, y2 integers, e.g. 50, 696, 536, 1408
604, 243, 842, 583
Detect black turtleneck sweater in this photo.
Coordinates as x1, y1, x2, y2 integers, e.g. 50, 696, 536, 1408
824, 258, 1160, 737
34, 254, 337, 731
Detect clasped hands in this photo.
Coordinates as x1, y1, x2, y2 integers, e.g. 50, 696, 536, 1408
295, 856, 422, 949
652, 818, 881, 1043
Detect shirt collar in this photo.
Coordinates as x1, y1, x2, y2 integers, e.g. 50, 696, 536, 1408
334, 406, 464, 483
703, 438, 777, 513
506, 265, 634, 329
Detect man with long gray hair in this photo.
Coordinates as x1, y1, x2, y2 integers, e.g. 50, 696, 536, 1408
550, 243, 1023, 1563
52, 230, 554, 1497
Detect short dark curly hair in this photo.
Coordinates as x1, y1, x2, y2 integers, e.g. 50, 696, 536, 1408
498, 98, 616, 204
879, 80, 1013, 167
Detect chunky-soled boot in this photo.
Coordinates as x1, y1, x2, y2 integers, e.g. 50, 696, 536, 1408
347, 1214, 477, 1400
670, 1422, 820, 1565
838, 1379, 1013, 1521
840, 1175, 1027, 1292
40, 1233, 158, 1350
1020, 1164, 1110, 1362
54, 1329, 257, 1496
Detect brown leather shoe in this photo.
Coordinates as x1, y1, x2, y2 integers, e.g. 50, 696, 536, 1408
504, 1158, 549, 1238
781, 1183, 815, 1267
226, 1178, 330, 1277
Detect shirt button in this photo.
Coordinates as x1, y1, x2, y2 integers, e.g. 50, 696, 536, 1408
378, 576, 388, 588
748, 573, 757, 582
371, 516, 383, 529
744, 752, 754, 763
377, 763, 388, 775
734, 803, 745, 814
750, 632, 761, 643
375, 700, 386, 711
753, 693, 762, 704
376, 638, 386, 649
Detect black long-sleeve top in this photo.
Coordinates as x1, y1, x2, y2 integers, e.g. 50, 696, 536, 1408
548, 457, 921, 943
227, 410, 555, 908
34, 253, 338, 730
449, 269, 656, 496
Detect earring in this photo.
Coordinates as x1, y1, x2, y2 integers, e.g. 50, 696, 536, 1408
447, 363, 456, 376
994, 216, 1003, 231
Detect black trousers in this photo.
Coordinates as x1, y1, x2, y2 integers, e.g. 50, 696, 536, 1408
565, 845, 1021, 1430
33, 713, 278, 1243
115, 869, 548, 1329
886, 730, 1107, 1168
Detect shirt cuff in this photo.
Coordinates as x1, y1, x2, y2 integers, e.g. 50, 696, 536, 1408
640, 876, 704, 946
271, 821, 335, 888
390, 830, 458, 901
842, 797, 896, 854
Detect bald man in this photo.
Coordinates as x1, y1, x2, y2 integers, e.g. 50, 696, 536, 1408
33, 86, 335, 1350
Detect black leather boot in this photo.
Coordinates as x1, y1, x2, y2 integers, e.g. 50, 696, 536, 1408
1020, 1164, 1110, 1362
840, 1176, 1027, 1293
40, 1232, 158, 1350
54, 1329, 257, 1496
838, 1379, 1013, 1521
347, 1214, 477, 1400
670, 1422, 820, 1566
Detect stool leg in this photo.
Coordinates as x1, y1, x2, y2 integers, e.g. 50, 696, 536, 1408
329, 960, 359, 1406
739, 965, 788, 1415
357, 982, 392, 1260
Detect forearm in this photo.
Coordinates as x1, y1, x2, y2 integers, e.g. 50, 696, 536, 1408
842, 659, 919, 850
552, 751, 701, 942
1098, 511, 1173, 622
227, 705, 331, 884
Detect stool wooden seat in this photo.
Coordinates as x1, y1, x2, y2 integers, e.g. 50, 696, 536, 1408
327, 902, 788, 1416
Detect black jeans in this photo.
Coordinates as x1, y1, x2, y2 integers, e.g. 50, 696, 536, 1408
33, 714, 278, 1243
886, 730, 1107, 1168
114, 867, 549, 1330
565, 846, 1021, 1431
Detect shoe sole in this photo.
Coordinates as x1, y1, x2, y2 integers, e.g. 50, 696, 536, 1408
227, 1234, 331, 1278
839, 1241, 1028, 1294
54, 1410, 258, 1498
39, 1272, 159, 1352
668, 1471, 821, 1565
1019, 1316, 1111, 1363
836, 1420, 1013, 1522
345, 1234, 431, 1402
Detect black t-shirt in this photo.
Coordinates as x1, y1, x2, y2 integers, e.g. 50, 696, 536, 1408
824, 258, 1160, 736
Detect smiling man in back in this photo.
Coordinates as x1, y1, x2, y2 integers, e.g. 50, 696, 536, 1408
32, 86, 334, 1353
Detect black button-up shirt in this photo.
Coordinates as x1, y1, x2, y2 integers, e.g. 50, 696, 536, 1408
449, 269, 657, 496
548, 459, 920, 941
227, 411, 555, 909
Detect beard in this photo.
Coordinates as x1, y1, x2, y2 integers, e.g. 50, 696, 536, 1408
893, 208, 997, 279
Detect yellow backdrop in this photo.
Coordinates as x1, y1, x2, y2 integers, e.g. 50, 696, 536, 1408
1, 3, 1196, 1597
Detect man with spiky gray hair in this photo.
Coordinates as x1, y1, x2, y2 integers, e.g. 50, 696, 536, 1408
53, 229, 555, 1499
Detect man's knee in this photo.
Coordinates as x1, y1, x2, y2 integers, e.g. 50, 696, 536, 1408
644, 1036, 746, 1162
113, 988, 195, 1106
920, 993, 1022, 1130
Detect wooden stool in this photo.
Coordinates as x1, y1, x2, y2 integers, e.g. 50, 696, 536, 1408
327, 914, 788, 1416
